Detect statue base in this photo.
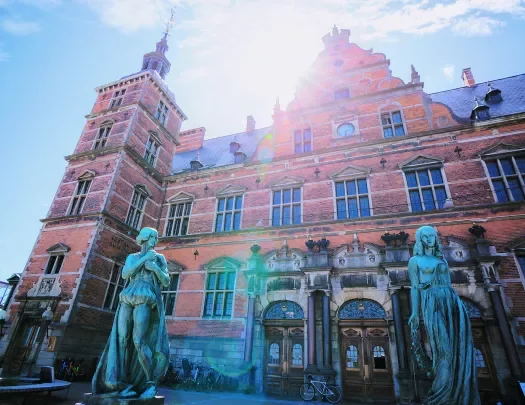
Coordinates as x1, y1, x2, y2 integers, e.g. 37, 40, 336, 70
76, 393, 164, 405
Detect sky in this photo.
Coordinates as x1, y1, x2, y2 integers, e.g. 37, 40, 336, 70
0, 0, 524, 282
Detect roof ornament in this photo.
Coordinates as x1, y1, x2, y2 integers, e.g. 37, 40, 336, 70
471, 97, 490, 121
163, 8, 175, 39
411, 64, 421, 84
485, 82, 503, 103
332, 25, 339, 36
190, 151, 204, 170
274, 97, 281, 113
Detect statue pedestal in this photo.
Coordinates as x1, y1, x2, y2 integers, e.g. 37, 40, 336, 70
76, 393, 164, 405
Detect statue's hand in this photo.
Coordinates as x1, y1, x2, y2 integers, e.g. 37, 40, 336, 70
144, 251, 156, 261
145, 260, 160, 272
408, 313, 420, 331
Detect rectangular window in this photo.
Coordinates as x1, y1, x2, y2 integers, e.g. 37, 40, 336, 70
125, 189, 147, 230
68, 179, 92, 215
44, 254, 65, 274
165, 202, 192, 236
93, 126, 111, 149
203, 271, 236, 317
405, 168, 448, 212
272, 188, 301, 226
109, 89, 126, 109
381, 111, 405, 138
335, 178, 371, 219
155, 101, 169, 126
294, 129, 312, 153
486, 157, 525, 203
162, 273, 179, 316
103, 263, 125, 311
215, 196, 243, 232
144, 137, 160, 167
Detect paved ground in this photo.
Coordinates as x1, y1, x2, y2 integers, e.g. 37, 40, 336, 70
0, 381, 392, 405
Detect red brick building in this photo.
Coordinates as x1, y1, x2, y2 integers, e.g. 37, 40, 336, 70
2, 26, 525, 403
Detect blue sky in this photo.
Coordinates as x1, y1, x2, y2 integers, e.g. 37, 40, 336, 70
0, 0, 524, 282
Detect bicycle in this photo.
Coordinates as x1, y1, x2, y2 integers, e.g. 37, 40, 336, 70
299, 375, 342, 403
203, 365, 225, 392
182, 363, 204, 391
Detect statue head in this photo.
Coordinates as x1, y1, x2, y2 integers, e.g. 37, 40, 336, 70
136, 227, 159, 248
414, 225, 443, 258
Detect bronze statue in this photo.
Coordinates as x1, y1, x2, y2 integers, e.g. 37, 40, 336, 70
92, 227, 170, 399
408, 225, 480, 405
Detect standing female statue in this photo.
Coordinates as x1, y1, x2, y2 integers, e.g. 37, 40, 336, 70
408, 225, 480, 405
92, 227, 170, 399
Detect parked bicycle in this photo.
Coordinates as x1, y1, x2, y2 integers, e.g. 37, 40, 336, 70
182, 362, 205, 391
203, 365, 225, 392
57, 358, 86, 381
161, 363, 182, 389
299, 375, 342, 403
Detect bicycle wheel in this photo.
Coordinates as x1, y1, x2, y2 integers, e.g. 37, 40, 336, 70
183, 378, 192, 391
299, 383, 315, 401
217, 375, 224, 392
204, 374, 214, 392
195, 376, 203, 392
325, 385, 342, 404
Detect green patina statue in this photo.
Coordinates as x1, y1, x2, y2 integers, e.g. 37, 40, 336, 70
92, 227, 170, 400
408, 225, 480, 405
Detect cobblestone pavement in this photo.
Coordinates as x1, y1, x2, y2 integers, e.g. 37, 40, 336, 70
0, 381, 395, 405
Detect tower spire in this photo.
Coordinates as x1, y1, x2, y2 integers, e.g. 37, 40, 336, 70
141, 8, 175, 80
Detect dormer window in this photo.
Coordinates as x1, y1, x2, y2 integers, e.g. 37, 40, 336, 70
381, 111, 406, 138
471, 98, 490, 121
234, 152, 246, 164
485, 83, 503, 104
110, 89, 126, 109
190, 153, 203, 170
334, 88, 350, 100
229, 141, 240, 154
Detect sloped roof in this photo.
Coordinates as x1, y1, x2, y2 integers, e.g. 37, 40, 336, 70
171, 126, 272, 174
429, 74, 525, 123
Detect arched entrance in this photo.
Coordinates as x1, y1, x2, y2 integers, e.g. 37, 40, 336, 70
263, 300, 305, 396
338, 299, 394, 403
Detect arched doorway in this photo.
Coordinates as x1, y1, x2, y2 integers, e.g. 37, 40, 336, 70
263, 300, 305, 396
338, 299, 394, 403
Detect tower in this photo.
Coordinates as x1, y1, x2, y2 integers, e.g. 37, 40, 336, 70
0, 25, 186, 375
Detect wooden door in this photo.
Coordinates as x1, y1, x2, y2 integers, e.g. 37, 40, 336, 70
5, 318, 43, 376
473, 327, 500, 403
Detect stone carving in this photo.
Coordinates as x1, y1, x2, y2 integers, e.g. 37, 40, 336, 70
442, 237, 471, 263
339, 299, 386, 319
91, 227, 170, 401
265, 245, 305, 272
408, 225, 480, 405
265, 300, 304, 319
460, 298, 482, 318
38, 278, 55, 295
333, 243, 382, 270
266, 277, 301, 292
340, 274, 376, 288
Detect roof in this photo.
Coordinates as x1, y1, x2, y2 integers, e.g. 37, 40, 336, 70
171, 126, 272, 174
429, 74, 525, 123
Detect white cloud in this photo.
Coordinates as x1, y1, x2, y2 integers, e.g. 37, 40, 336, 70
452, 16, 505, 36
441, 64, 456, 81
1, 19, 40, 35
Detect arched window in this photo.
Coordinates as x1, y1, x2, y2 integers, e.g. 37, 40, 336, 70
268, 343, 280, 365
373, 346, 386, 369
339, 299, 386, 319
292, 344, 303, 366
346, 345, 359, 368
475, 347, 489, 374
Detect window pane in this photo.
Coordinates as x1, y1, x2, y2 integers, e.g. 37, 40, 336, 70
475, 348, 486, 369
293, 205, 301, 224
422, 189, 435, 210
214, 292, 224, 315
184, 203, 192, 216
292, 344, 303, 366
217, 198, 225, 212
166, 219, 173, 236
294, 131, 302, 142
169, 274, 179, 291
283, 189, 291, 204
181, 218, 189, 235
335, 182, 345, 197
515, 157, 525, 173
381, 114, 391, 126
346, 345, 359, 368
204, 293, 213, 316
410, 190, 423, 211
293, 188, 301, 202
227, 272, 236, 290
360, 197, 370, 217
303, 129, 312, 141
176, 204, 184, 217
233, 212, 241, 230
383, 127, 393, 138
406, 172, 418, 188
207, 273, 217, 290
224, 292, 233, 316
226, 197, 234, 211
435, 187, 447, 209
357, 179, 368, 194
273, 191, 281, 205
418, 170, 430, 186
373, 346, 387, 369
295, 144, 302, 153
493, 180, 509, 202
174, 218, 181, 236
486, 161, 500, 177
394, 125, 405, 136
348, 198, 358, 218
218, 273, 226, 289
346, 181, 356, 196
337, 199, 347, 219
500, 159, 515, 176
235, 196, 243, 210
215, 214, 223, 232
431, 169, 443, 184
224, 213, 233, 231
46, 256, 57, 274
269, 343, 280, 365
272, 207, 280, 226
508, 178, 525, 201
304, 142, 312, 153
392, 111, 402, 124
165, 293, 176, 316
104, 284, 115, 309
282, 206, 291, 225
112, 286, 123, 311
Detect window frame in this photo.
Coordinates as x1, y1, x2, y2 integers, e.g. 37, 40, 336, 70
44, 254, 65, 275
214, 194, 244, 232
270, 187, 303, 226
109, 88, 126, 109
165, 200, 192, 237
144, 135, 161, 167
125, 187, 149, 230
155, 100, 169, 127
161, 273, 180, 317
402, 166, 450, 212
333, 177, 373, 219
202, 269, 236, 318
482, 155, 525, 203
102, 262, 125, 311
380, 110, 407, 138
93, 124, 112, 150
67, 178, 92, 216
293, 128, 312, 154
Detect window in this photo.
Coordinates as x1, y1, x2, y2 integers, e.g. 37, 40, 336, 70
144, 137, 160, 167
334, 88, 350, 100
103, 263, 124, 311
381, 111, 405, 138
162, 273, 179, 316
292, 344, 303, 366
203, 270, 236, 317
474, 348, 486, 369
155, 101, 169, 126
337, 123, 355, 137
165, 202, 192, 236
294, 129, 312, 153
109, 89, 126, 109
93, 125, 111, 149
215, 196, 242, 232
68, 179, 92, 215
234, 152, 246, 164
272, 188, 301, 226
335, 179, 371, 219
346, 345, 359, 368
373, 346, 387, 369
405, 168, 448, 212
268, 343, 280, 365
485, 157, 525, 202
44, 254, 65, 274
126, 188, 147, 229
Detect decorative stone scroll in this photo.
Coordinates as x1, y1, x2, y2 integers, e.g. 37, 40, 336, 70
339, 299, 386, 319
265, 300, 305, 320
333, 242, 382, 270
264, 244, 305, 272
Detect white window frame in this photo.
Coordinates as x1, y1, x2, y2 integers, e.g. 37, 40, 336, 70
155, 100, 169, 127
102, 262, 124, 311
214, 194, 243, 232
162, 273, 180, 317
202, 270, 236, 318
481, 155, 525, 203
144, 135, 161, 167
93, 123, 112, 150
402, 166, 450, 212
44, 254, 65, 275
293, 128, 312, 154
270, 187, 303, 226
125, 187, 148, 230
333, 177, 373, 219
381, 110, 407, 138
68, 178, 92, 216
109, 88, 126, 109
165, 201, 192, 237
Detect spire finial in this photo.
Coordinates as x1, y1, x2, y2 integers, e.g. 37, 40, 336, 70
163, 8, 175, 39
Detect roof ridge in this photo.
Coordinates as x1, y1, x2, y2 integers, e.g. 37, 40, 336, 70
429, 73, 525, 96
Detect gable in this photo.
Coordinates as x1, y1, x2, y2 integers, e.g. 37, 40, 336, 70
167, 260, 185, 272
167, 191, 195, 203
78, 170, 96, 180
134, 184, 151, 197
203, 256, 241, 271
217, 184, 247, 196
46, 243, 71, 254
399, 155, 444, 170
270, 175, 305, 189
478, 143, 525, 158
331, 164, 371, 180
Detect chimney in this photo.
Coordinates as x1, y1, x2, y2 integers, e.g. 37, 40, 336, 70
176, 127, 206, 154
462, 68, 475, 87
246, 116, 256, 133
